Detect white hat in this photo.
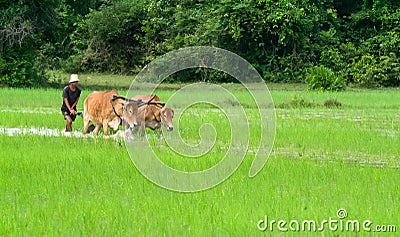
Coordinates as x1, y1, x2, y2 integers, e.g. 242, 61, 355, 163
69, 74, 79, 83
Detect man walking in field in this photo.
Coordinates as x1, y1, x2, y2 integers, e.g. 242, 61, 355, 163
61, 74, 82, 132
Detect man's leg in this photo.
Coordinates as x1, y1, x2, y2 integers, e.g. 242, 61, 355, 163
65, 115, 73, 132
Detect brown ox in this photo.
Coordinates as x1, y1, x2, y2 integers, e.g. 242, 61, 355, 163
130, 94, 174, 135
83, 90, 139, 137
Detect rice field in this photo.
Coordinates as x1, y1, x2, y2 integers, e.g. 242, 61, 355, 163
0, 83, 399, 236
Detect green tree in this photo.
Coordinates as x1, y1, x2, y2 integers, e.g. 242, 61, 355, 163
0, 0, 59, 87
40, 0, 103, 69
6, 0, 394, 87
65, 0, 146, 74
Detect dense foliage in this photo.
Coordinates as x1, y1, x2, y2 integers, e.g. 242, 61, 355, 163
1, 0, 399, 88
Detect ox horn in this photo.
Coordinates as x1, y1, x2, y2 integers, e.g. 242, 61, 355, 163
148, 101, 166, 106
147, 94, 157, 103
112, 95, 142, 103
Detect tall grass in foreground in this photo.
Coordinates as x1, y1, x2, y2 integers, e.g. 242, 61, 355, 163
0, 135, 399, 236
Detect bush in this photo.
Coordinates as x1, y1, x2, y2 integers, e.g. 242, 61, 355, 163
324, 99, 342, 108
0, 50, 48, 88
320, 48, 345, 76
305, 66, 346, 91
0, 57, 6, 76
0, 57, 32, 87
277, 96, 318, 108
350, 53, 400, 88
379, 53, 400, 87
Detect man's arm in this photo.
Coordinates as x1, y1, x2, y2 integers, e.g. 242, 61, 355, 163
64, 97, 77, 115
71, 97, 80, 111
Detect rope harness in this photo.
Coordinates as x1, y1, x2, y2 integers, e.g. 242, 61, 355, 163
110, 95, 143, 119
110, 94, 166, 123
145, 95, 166, 123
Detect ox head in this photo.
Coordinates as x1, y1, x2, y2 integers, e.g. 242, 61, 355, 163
111, 95, 141, 129
160, 107, 174, 131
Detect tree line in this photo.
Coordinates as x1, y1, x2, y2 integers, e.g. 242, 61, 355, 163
1, 0, 399, 88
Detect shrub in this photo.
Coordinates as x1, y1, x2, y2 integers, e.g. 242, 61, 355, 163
379, 53, 400, 87
350, 55, 381, 88
349, 53, 400, 88
277, 96, 318, 108
0, 57, 6, 76
0, 57, 32, 87
324, 99, 342, 108
305, 65, 346, 91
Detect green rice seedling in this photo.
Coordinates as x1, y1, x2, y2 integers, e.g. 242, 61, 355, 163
1, 135, 399, 236
0, 86, 399, 236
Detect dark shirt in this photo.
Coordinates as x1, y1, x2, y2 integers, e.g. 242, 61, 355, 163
61, 86, 81, 111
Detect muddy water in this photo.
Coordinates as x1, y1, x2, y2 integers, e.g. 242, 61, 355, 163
0, 127, 83, 137
0, 127, 130, 139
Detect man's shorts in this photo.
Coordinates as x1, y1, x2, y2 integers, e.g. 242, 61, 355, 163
62, 110, 77, 121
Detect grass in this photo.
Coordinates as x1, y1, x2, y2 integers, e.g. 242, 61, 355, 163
1, 136, 399, 236
0, 82, 399, 236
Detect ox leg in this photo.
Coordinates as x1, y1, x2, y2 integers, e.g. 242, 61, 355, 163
154, 127, 163, 146
103, 121, 109, 137
83, 116, 90, 134
130, 125, 139, 137
140, 124, 146, 137
93, 124, 101, 135
122, 119, 129, 130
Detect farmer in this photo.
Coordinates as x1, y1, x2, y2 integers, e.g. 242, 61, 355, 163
61, 74, 82, 132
